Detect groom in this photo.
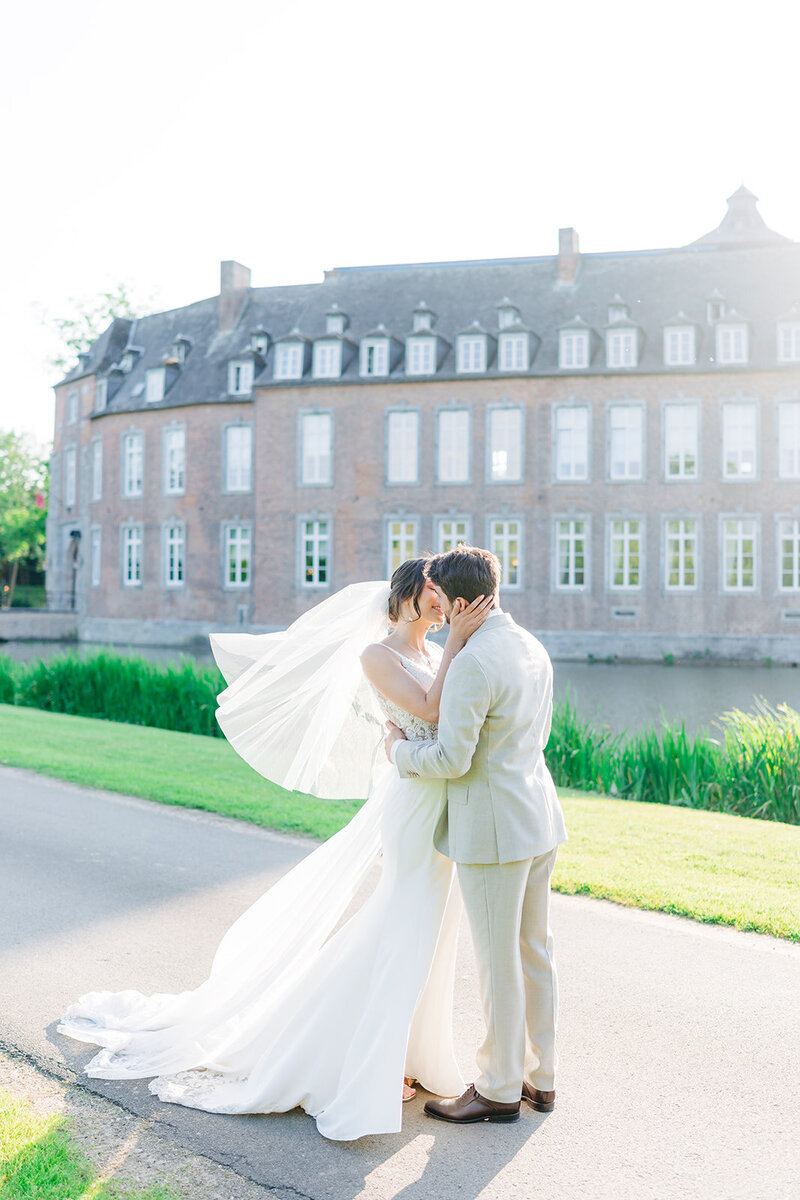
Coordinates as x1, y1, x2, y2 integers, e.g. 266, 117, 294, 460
385, 545, 567, 1124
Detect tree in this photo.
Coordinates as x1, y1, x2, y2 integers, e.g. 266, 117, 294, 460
47, 282, 141, 374
0, 431, 48, 608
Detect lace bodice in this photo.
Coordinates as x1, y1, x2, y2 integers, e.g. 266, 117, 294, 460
374, 647, 439, 743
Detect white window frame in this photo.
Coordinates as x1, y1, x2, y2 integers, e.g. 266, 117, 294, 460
146, 367, 166, 403
721, 401, 758, 480
606, 329, 638, 368
554, 405, 590, 482
94, 377, 108, 412
312, 340, 342, 379
663, 402, 699, 480
456, 336, 486, 374
664, 517, 699, 592
721, 516, 758, 593
63, 444, 77, 508
608, 404, 643, 481
91, 437, 103, 502
299, 411, 333, 486
554, 517, 589, 591
716, 324, 748, 365
487, 517, 523, 590
436, 408, 471, 484
778, 323, 800, 363
385, 517, 419, 578
274, 343, 304, 380
163, 426, 185, 496
498, 332, 529, 372
224, 424, 253, 493
436, 516, 472, 554
487, 406, 523, 483
386, 409, 420, 485
223, 523, 252, 589
164, 522, 185, 588
778, 517, 800, 592
299, 517, 331, 589
778, 400, 800, 479
360, 338, 390, 378
607, 517, 643, 591
559, 330, 589, 369
122, 523, 143, 588
663, 326, 696, 366
406, 337, 436, 375
228, 359, 254, 395
90, 526, 101, 588
66, 388, 78, 424
122, 431, 144, 498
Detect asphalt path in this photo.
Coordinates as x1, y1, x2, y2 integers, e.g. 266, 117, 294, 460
1, 766, 799, 1200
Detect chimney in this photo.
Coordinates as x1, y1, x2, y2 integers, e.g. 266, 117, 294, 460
557, 227, 580, 284
218, 260, 251, 332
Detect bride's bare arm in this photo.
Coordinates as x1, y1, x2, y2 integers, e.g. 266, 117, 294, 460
360, 595, 494, 723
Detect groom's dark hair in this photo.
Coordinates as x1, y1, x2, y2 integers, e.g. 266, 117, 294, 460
426, 546, 501, 605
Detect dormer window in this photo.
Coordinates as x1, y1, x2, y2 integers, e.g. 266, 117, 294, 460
171, 337, 191, 364
412, 303, 435, 333
406, 337, 436, 375
778, 322, 800, 362
716, 322, 748, 365
274, 343, 304, 380
496, 299, 520, 330
120, 352, 135, 373
228, 359, 254, 395
325, 305, 348, 336
606, 328, 638, 368
663, 326, 696, 366
146, 367, 166, 402
559, 330, 589, 369
457, 334, 487, 373
498, 332, 529, 372
313, 340, 342, 379
707, 291, 726, 323
251, 330, 269, 356
608, 296, 629, 324
94, 378, 108, 411
360, 338, 389, 377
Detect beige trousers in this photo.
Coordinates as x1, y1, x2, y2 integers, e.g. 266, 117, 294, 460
457, 848, 559, 1103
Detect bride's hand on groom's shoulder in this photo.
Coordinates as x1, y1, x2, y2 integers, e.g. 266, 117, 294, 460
446, 594, 494, 652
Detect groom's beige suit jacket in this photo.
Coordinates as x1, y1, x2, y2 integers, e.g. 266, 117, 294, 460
393, 611, 566, 865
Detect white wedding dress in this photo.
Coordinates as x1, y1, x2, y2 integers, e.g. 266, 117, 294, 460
59, 587, 465, 1141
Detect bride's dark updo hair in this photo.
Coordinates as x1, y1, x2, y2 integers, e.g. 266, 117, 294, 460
388, 554, 433, 624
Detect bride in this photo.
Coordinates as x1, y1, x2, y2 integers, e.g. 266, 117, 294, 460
58, 557, 492, 1141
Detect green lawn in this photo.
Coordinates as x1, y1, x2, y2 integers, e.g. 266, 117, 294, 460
2, 704, 798, 941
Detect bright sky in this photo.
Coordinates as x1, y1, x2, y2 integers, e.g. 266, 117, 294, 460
2, 0, 798, 449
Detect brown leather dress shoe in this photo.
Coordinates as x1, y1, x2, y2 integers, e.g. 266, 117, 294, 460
521, 1082, 556, 1112
424, 1083, 520, 1124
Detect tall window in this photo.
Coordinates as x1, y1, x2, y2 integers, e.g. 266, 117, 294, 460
778, 402, 800, 478
555, 406, 589, 480
91, 438, 103, 501
146, 367, 166, 403
63, 445, 76, 507
606, 330, 637, 368
722, 403, 757, 478
312, 342, 342, 379
778, 323, 800, 363
300, 413, 333, 485
499, 333, 528, 372
302, 519, 329, 586
556, 519, 587, 589
663, 327, 696, 366
437, 517, 470, 553
66, 388, 78, 423
228, 360, 254, 395
122, 525, 142, 587
716, 324, 748, 364
609, 518, 642, 589
664, 404, 698, 478
457, 337, 486, 373
387, 519, 418, 576
90, 528, 101, 588
274, 344, 304, 380
361, 339, 389, 377
225, 525, 251, 588
407, 338, 436, 375
559, 331, 589, 369
225, 425, 253, 492
490, 519, 521, 588
95, 378, 108, 412
609, 405, 643, 480
665, 518, 697, 590
723, 518, 757, 591
779, 519, 800, 591
123, 432, 144, 497
437, 410, 470, 483
387, 411, 419, 484
165, 524, 185, 587
488, 408, 522, 482
163, 427, 185, 495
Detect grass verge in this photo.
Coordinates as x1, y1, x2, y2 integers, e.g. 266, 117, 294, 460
0, 1090, 176, 1200
2, 704, 798, 941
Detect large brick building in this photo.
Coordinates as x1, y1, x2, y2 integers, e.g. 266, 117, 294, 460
48, 187, 800, 660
